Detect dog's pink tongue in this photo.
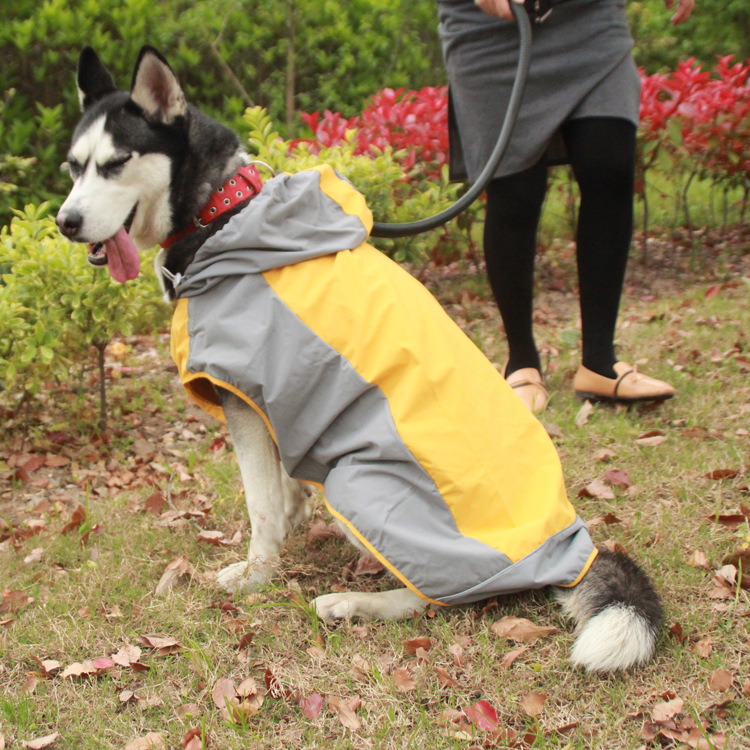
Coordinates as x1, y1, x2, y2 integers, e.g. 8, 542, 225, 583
105, 227, 140, 283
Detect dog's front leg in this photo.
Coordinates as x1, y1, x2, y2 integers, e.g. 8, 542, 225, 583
215, 389, 311, 594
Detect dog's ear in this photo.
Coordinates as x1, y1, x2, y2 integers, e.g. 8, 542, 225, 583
77, 47, 117, 111
130, 46, 186, 124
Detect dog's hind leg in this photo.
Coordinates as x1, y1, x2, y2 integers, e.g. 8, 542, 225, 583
215, 389, 311, 594
313, 588, 428, 622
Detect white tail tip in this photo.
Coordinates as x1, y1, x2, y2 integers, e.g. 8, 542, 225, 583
570, 603, 657, 673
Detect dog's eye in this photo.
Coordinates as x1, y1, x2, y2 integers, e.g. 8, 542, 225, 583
65, 159, 83, 179
99, 154, 132, 177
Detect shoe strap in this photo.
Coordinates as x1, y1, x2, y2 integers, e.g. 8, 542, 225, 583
613, 367, 636, 397
510, 379, 549, 395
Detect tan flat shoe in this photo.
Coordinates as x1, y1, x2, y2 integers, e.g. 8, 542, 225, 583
505, 367, 549, 414
573, 362, 675, 403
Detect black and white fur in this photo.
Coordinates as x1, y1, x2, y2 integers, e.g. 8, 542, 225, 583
57, 46, 663, 673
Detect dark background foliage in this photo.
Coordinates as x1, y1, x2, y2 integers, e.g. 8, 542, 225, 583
0, 0, 743, 224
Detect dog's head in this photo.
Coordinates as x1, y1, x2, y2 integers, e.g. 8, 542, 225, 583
56, 46, 188, 282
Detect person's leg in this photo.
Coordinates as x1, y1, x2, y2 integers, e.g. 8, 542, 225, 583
561, 117, 636, 379
564, 117, 675, 401
483, 159, 548, 376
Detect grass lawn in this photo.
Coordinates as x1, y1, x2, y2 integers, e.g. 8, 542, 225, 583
1, 232, 749, 749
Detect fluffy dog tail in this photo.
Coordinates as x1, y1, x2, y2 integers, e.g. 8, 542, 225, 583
555, 549, 663, 673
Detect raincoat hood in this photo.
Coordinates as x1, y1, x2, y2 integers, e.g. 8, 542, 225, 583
174, 167, 372, 298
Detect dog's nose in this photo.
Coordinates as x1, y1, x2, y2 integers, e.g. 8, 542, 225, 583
57, 210, 83, 239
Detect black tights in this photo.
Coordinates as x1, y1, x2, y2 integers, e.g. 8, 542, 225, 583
483, 117, 636, 379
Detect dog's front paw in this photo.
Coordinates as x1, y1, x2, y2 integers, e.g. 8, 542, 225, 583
312, 592, 358, 623
216, 560, 273, 595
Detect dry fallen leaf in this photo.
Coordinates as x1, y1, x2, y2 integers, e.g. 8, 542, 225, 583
61, 503, 86, 535
491, 616, 560, 644
708, 575, 734, 600
60, 658, 113, 679
594, 448, 617, 462
237, 676, 259, 698
143, 491, 165, 515
710, 514, 747, 530
24, 733, 60, 749
438, 708, 466, 726
708, 668, 734, 692
212, 677, 263, 724
521, 691, 547, 717
112, 644, 143, 667
327, 696, 360, 730
393, 667, 417, 693
155, 555, 195, 596
307, 519, 346, 546
225, 694, 264, 722
176, 703, 201, 718
575, 400, 594, 427
353, 554, 385, 576
635, 435, 668, 447
403, 637, 432, 654
714, 565, 738, 587
119, 690, 138, 706
179, 728, 204, 750
350, 653, 370, 682
722, 548, 750, 574
31, 656, 61, 675
211, 677, 238, 710
652, 697, 684, 722
265, 666, 292, 700
704, 469, 739, 480
668, 623, 686, 643
299, 693, 324, 720
136, 635, 181, 655
435, 667, 458, 688
1, 590, 31, 614
122, 733, 166, 750
693, 638, 714, 658
604, 469, 632, 487
499, 645, 529, 669
578, 480, 615, 500
600, 539, 629, 555
463, 700, 499, 731
448, 643, 464, 668
197, 529, 229, 546
689, 550, 710, 569
24, 548, 43, 565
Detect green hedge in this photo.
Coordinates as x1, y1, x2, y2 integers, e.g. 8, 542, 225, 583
0, 0, 444, 224
0, 204, 166, 425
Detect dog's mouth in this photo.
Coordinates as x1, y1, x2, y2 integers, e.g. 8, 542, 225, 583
87, 206, 140, 283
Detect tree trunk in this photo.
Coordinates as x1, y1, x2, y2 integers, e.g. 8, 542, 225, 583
681, 170, 699, 269
95, 341, 107, 434
641, 189, 650, 266
285, 0, 296, 137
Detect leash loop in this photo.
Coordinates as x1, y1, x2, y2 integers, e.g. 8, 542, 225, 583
248, 160, 276, 177
370, 3, 532, 238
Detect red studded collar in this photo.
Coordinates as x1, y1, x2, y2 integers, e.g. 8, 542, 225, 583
160, 163, 264, 250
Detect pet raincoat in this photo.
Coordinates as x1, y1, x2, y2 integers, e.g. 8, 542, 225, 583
170, 165, 596, 605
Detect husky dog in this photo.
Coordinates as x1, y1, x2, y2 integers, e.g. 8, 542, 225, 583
57, 46, 663, 673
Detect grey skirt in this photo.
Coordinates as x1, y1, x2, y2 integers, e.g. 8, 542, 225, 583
438, 0, 641, 181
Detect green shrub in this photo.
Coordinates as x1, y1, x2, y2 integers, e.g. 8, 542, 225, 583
0, 0, 444, 225
0, 204, 167, 428
245, 106, 467, 264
